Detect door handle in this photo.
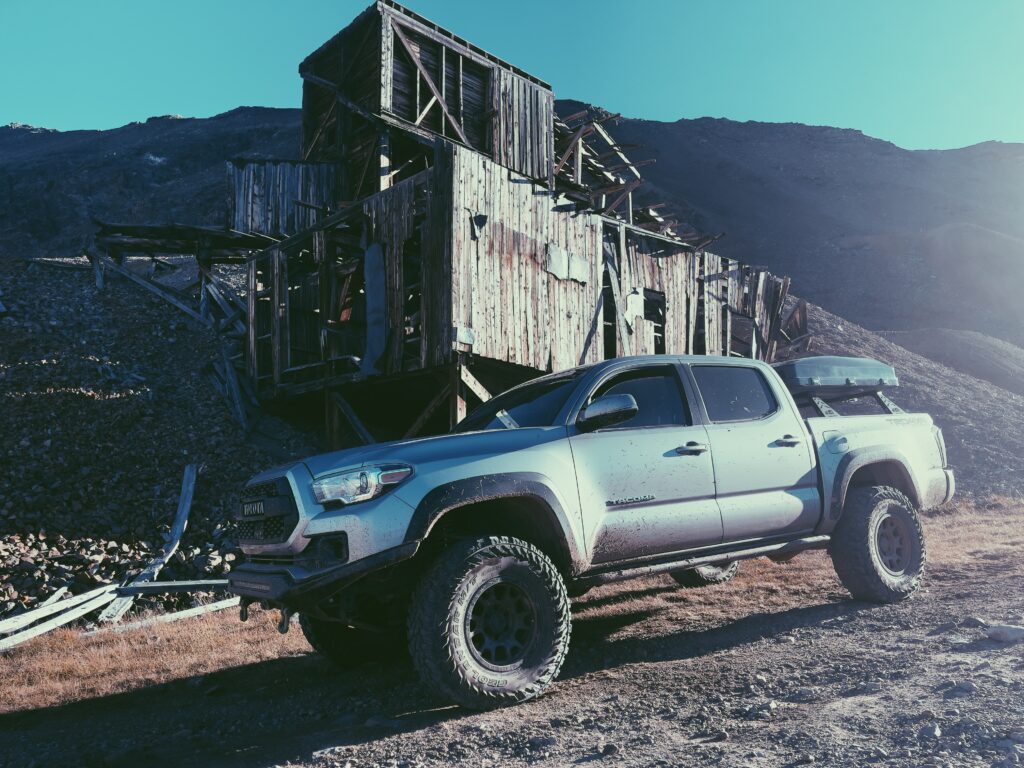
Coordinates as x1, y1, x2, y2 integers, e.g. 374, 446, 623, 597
775, 434, 803, 447
676, 441, 709, 455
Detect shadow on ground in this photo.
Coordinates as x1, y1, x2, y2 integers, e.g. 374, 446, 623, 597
0, 592, 877, 768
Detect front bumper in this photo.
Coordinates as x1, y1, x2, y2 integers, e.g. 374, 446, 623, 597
227, 542, 419, 610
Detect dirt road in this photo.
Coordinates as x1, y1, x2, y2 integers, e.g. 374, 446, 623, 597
1, 503, 1022, 768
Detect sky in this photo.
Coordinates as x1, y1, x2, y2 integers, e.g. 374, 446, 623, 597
1, 0, 1022, 150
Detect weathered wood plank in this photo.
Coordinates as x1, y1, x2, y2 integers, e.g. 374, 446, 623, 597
98, 464, 199, 623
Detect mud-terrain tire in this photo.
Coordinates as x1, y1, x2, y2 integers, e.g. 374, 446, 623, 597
670, 561, 739, 588
299, 614, 399, 668
407, 536, 571, 709
830, 485, 926, 603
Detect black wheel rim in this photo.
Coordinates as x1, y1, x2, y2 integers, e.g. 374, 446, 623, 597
875, 511, 912, 574
466, 579, 537, 671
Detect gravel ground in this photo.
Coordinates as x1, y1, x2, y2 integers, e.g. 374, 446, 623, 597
1, 504, 1021, 768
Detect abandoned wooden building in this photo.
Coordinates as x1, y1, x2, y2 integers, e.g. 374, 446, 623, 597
93, 0, 798, 447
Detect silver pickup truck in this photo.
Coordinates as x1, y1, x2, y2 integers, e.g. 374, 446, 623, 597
229, 355, 953, 708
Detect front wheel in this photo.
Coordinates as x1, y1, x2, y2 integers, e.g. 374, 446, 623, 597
407, 536, 571, 709
829, 485, 926, 603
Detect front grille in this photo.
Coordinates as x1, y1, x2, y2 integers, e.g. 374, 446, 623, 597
242, 480, 282, 501
237, 515, 290, 542
235, 477, 299, 545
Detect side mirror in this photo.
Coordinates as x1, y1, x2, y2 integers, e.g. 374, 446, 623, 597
577, 393, 638, 432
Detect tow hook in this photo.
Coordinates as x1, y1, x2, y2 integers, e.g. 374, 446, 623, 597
239, 598, 252, 622
278, 607, 293, 634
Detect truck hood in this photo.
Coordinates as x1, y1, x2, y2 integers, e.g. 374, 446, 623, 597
301, 426, 567, 478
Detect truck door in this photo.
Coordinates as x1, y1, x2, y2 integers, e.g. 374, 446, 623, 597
568, 364, 722, 565
688, 363, 820, 543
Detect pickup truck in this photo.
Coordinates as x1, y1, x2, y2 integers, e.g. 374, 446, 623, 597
228, 355, 954, 708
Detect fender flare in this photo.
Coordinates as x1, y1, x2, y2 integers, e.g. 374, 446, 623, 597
403, 472, 584, 573
820, 448, 921, 534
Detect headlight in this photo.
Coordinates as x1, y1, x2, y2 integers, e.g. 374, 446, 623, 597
311, 464, 412, 506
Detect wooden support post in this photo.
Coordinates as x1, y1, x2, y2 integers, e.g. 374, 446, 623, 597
449, 356, 467, 428
379, 129, 392, 192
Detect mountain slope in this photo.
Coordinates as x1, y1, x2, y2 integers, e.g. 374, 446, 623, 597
881, 328, 1024, 397
561, 103, 1024, 346
0, 108, 299, 258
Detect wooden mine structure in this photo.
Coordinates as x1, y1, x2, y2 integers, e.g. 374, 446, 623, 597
93, 1, 798, 448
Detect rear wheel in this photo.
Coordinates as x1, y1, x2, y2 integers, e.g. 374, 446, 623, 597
407, 536, 571, 709
670, 561, 739, 588
830, 485, 926, 603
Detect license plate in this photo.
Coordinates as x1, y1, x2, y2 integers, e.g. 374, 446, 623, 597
241, 500, 265, 517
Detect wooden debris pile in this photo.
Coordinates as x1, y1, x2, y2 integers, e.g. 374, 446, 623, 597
0, 465, 235, 650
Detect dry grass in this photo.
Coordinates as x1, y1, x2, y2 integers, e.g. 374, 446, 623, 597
0, 604, 307, 713
1, 499, 1020, 715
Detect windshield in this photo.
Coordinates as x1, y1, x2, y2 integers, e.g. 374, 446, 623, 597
454, 370, 585, 432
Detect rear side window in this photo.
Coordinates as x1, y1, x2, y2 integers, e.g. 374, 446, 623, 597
692, 365, 778, 423
591, 367, 691, 428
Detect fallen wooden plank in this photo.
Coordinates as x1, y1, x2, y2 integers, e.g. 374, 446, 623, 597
220, 348, 249, 432
0, 585, 117, 636
0, 592, 116, 652
95, 254, 210, 326
116, 580, 229, 596
98, 464, 199, 623
86, 598, 241, 636
39, 587, 68, 608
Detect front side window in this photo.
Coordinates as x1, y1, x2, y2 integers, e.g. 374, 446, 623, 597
692, 365, 778, 422
589, 367, 691, 429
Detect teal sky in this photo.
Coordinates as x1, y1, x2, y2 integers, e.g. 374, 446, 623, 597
1, 0, 1021, 149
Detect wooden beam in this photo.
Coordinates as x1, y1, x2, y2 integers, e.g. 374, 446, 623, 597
331, 392, 376, 444
0, 584, 117, 636
460, 366, 491, 403
601, 179, 643, 216
98, 464, 199, 623
553, 123, 594, 176
0, 592, 117, 651
414, 94, 437, 126
93, 253, 209, 326
220, 347, 249, 431
404, 383, 451, 439
116, 580, 229, 596
87, 598, 240, 635
390, 22, 470, 144
449, 357, 467, 427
